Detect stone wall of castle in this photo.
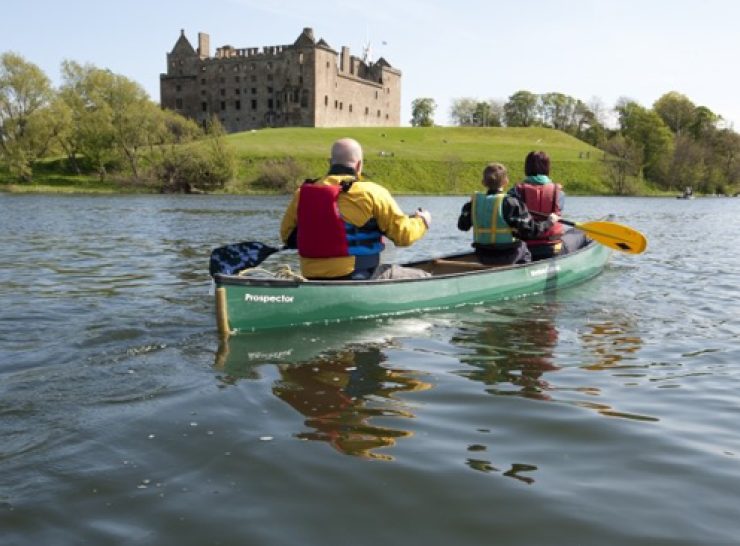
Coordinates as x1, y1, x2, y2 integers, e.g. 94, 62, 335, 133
160, 28, 401, 132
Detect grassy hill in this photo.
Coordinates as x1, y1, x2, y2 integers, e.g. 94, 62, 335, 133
1, 126, 612, 195
226, 126, 611, 195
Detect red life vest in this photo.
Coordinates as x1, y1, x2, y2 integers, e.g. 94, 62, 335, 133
515, 182, 564, 247
297, 183, 350, 258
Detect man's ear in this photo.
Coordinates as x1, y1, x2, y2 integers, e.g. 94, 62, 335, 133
356, 160, 363, 174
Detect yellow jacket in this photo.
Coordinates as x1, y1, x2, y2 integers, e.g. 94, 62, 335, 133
280, 174, 428, 278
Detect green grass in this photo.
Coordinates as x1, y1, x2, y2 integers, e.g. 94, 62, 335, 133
2, 126, 616, 195
225, 126, 612, 195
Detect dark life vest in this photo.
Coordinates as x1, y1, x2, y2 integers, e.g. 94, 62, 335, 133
297, 181, 384, 259
515, 182, 564, 246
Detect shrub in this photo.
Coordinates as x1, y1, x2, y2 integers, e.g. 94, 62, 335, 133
254, 157, 305, 192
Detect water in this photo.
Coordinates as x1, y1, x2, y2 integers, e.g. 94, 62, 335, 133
1, 193, 739, 545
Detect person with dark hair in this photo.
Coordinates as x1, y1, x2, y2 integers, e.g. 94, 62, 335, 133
508, 150, 588, 259
457, 162, 558, 265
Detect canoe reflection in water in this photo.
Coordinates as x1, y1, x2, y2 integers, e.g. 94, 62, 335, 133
453, 303, 561, 401
215, 325, 434, 460
273, 348, 433, 460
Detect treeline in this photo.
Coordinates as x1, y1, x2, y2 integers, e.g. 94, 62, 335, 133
0, 52, 235, 191
414, 91, 740, 195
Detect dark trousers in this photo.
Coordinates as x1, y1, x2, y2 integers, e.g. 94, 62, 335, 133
475, 241, 532, 265
529, 229, 590, 260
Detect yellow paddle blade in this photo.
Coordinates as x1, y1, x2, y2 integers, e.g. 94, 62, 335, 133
575, 221, 648, 255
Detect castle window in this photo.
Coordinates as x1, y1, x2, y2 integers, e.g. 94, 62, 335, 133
251, 75, 257, 83
334, 100, 338, 109
267, 74, 273, 81
267, 87, 273, 94
377, 110, 381, 117
299, 53, 304, 64
251, 88, 257, 94
251, 99, 257, 109
201, 78, 206, 85
325, 95, 328, 106
176, 98, 183, 109
236, 100, 241, 110
201, 67, 206, 72
340, 102, 343, 110
221, 101, 226, 111
236, 89, 241, 95
326, 61, 330, 68
220, 89, 225, 96
293, 89, 299, 102
268, 99, 274, 109
201, 89, 206, 96
267, 62, 273, 70
386, 114, 389, 120
277, 100, 281, 108
219, 66, 224, 73
176, 84, 182, 92
365, 107, 369, 115
349, 104, 353, 113
299, 76, 303, 84
235, 76, 240, 83
375, 91, 379, 99
251, 63, 256, 70
202, 102, 207, 112
219, 77, 225, 84
301, 90, 309, 108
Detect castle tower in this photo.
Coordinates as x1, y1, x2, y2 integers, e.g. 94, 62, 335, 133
160, 28, 402, 131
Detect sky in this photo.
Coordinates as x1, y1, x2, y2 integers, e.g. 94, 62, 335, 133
2, 0, 738, 128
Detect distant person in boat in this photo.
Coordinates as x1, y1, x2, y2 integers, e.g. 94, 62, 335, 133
457, 162, 559, 265
280, 138, 432, 280
508, 150, 589, 259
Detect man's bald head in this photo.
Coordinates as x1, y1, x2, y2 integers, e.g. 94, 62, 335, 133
331, 138, 363, 173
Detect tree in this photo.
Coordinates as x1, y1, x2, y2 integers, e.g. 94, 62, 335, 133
474, 100, 504, 127
653, 91, 696, 135
688, 105, 718, 141
603, 134, 643, 195
410, 98, 436, 127
617, 101, 673, 182
0, 52, 53, 181
449, 97, 477, 126
504, 90, 538, 127
668, 134, 707, 192
709, 128, 740, 193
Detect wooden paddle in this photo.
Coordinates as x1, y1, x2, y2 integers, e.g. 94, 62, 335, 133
532, 213, 647, 254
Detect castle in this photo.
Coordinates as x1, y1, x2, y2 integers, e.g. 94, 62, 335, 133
160, 28, 402, 132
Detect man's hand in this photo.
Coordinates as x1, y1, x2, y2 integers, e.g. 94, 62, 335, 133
548, 213, 560, 224
415, 209, 432, 229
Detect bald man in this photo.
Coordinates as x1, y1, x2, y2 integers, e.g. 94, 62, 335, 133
280, 138, 432, 280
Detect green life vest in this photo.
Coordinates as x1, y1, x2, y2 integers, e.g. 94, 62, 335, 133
471, 192, 517, 247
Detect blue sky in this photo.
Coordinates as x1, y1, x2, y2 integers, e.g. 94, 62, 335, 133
2, 0, 737, 128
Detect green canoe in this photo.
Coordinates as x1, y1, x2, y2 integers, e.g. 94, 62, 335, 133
214, 241, 612, 334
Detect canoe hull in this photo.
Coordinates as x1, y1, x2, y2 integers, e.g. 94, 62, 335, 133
215, 242, 611, 332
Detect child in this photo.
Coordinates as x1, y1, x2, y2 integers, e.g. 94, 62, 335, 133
458, 163, 559, 265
